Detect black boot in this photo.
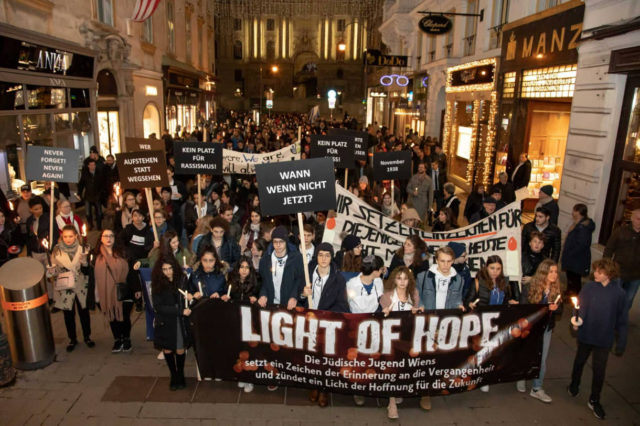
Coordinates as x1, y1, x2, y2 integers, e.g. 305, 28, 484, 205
164, 352, 178, 391
176, 352, 186, 389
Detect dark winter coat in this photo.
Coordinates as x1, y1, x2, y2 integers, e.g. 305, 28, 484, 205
465, 277, 516, 307
118, 223, 155, 264
464, 192, 484, 223
388, 254, 429, 278
416, 269, 464, 310
188, 266, 227, 298
522, 221, 562, 262
196, 231, 241, 268
26, 213, 59, 256
562, 218, 595, 276
78, 168, 106, 203
152, 274, 192, 351
258, 246, 305, 306
521, 247, 546, 278
306, 261, 350, 312
512, 160, 531, 190
604, 223, 640, 281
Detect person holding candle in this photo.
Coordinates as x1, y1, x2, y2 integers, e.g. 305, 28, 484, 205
196, 216, 240, 271
466, 255, 518, 392
49, 225, 93, 352
93, 229, 134, 352
568, 258, 628, 420
189, 245, 227, 300
516, 259, 562, 401
151, 254, 192, 391
55, 199, 83, 235
114, 191, 138, 234
134, 230, 194, 271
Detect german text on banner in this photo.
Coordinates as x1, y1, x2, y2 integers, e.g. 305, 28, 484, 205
191, 300, 549, 398
222, 143, 300, 174
323, 185, 522, 278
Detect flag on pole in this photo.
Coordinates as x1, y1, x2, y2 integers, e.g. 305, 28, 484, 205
131, 0, 161, 22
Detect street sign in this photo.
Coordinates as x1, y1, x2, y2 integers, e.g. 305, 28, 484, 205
418, 15, 453, 34
266, 99, 273, 109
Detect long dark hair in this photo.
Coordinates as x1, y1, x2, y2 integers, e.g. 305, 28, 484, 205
151, 253, 184, 294
226, 256, 258, 295
477, 255, 507, 291
197, 244, 224, 274
93, 228, 126, 259
159, 229, 182, 257
242, 207, 263, 234
396, 234, 427, 267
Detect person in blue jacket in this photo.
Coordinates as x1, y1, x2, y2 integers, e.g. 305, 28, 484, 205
196, 216, 240, 271
257, 225, 304, 310
189, 245, 227, 300
562, 203, 596, 296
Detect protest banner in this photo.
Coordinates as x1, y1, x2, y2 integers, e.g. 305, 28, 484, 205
126, 137, 164, 152
222, 143, 300, 174
117, 150, 170, 241
173, 141, 223, 175
323, 184, 522, 278
191, 300, 549, 397
327, 128, 368, 162
26, 145, 81, 249
309, 134, 355, 170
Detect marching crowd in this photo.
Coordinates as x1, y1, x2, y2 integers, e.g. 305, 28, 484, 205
0, 111, 636, 421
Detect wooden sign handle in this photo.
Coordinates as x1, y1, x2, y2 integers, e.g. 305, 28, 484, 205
297, 212, 312, 308
145, 187, 159, 242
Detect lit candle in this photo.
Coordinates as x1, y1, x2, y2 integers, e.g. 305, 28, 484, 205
114, 183, 122, 208
571, 296, 579, 318
198, 281, 203, 295
41, 238, 51, 266
81, 223, 87, 244
553, 294, 561, 305
226, 285, 232, 298
178, 289, 189, 309
183, 255, 187, 268
570, 296, 583, 328
8, 200, 13, 211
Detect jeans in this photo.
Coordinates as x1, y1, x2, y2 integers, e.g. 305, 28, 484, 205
84, 201, 102, 230
63, 296, 91, 342
109, 301, 133, 340
622, 279, 640, 312
532, 327, 553, 390
570, 341, 609, 402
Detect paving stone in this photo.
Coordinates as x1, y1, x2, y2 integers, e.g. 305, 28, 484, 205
192, 380, 240, 404
101, 376, 158, 402
145, 377, 198, 403
239, 384, 285, 404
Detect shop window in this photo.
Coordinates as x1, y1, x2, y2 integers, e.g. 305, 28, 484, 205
233, 40, 243, 60
266, 19, 275, 32
0, 116, 23, 191
55, 113, 74, 149
464, 0, 478, 56
620, 87, 640, 164
143, 16, 154, 44
23, 114, 53, 146
502, 72, 516, 99
143, 103, 161, 138
95, 0, 114, 26
167, 1, 176, 54
73, 112, 94, 158
0, 82, 24, 110
521, 65, 576, 98
97, 110, 120, 155
70, 88, 91, 108
26, 85, 66, 109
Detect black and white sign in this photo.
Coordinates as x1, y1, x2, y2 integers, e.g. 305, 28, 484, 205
327, 128, 368, 162
256, 158, 336, 216
373, 151, 412, 181
418, 15, 453, 35
26, 146, 80, 183
126, 137, 165, 152
117, 150, 170, 189
173, 142, 223, 175
309, 134, 354, 169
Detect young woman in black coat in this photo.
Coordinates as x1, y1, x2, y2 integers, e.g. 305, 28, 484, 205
388, 234, 430, 278
152, 254, 192, 391
222, 255, 260, 304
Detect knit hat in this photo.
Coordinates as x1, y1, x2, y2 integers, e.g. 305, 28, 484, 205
20, 184, 30, 192
359, 175, 369, 185
316, 242, 334, 258
271, 225, 288, 242
401, 208, 421, 224
342, 234, 361, 251
540, 185, 553, 196
447, 242, 466, 259
482, 197, 497, 205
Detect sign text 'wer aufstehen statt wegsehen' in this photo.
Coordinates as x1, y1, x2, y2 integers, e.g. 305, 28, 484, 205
116, 150, 169, 190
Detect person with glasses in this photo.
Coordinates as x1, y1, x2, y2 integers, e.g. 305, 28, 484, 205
345, 254, 385, 407
152, 254, 192, 391
94, 229, 135, 352
302, 242, 350, 407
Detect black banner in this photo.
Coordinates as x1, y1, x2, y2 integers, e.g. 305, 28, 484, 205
373, 151, 412, 181
117, 150, 169, 189
26, 146, 80, 183
255, 158, 336, 216
173, 141, 223, 175
327, 128, 368, 162
309, 134, 355, 169
191, 301, 549, 397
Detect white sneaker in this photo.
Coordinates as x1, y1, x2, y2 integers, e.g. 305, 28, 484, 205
516, 380, 526, 393
480, 385, 489, 392
157, 351, 165, 360
530, 388, 552, 403
353, 395, 366, 406
238, 382, 245, 388
244, 383, 254, 393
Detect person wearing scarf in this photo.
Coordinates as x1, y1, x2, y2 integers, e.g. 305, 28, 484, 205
239, 208, 263, 257
94, 229, 132, 352
55, 199, 84, 234
49, 224, 93, 352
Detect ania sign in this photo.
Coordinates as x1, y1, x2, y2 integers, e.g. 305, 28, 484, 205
418, 15, 453, 35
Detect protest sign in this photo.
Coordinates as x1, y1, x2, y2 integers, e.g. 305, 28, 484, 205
126, 137, 164, 151
26, 146, 80, 183
373, 151, 412, 181
256, 158, 336, 217
222, 143, 300, 174
327, 128, 368, 162
192, 300, 549, 397
116, 150, 169, 189
323, 184, 522, 278
173, 141, 223, 175
309, 134, 355, 169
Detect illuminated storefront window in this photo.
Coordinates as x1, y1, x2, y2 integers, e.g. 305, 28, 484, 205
521, 65, 577, 99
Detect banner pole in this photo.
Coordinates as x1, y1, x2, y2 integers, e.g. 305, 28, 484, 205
391, 180, 395, 213
145, 187, 159, 242
297, 212, 312, 308
298, 125, 302, 144
344, 168, 349, 188
49, 182, 54, 248
197, 173, 202, 219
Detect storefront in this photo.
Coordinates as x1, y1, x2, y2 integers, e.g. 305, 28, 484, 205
494, 2, 584, 207
163, 61, 202, 137
442, 58, 498, 192
0, 23, 96, 194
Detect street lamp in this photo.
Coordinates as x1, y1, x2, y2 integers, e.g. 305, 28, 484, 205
338, 42, 346, 52
259, 64, 279, 124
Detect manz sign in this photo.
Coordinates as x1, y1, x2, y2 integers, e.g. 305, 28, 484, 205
173, 142, 223, 175
373, 151, 412, 181
117, 150, 169, 189
256, 158, 336, 216
26, 146, 80, 183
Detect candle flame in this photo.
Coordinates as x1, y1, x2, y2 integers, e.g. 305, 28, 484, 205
8, 201, 13, 211
81, 224, 87, 237
41, 238, 49, 250
571, 296, 579, 309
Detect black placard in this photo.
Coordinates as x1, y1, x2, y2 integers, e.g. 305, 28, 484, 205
418, 15, 453, 35
126, 137, 165, 151
309, 134, 355, 169
373, 151, 412, 181
364, 49, 409, 67
327, 128, 368, 162
173, 142, 223, 175
117, 150, 170, 189
256, 158, 336, 216
26, 146, 80, 183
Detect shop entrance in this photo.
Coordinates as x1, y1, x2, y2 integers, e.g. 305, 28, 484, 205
97, 70, 121, 155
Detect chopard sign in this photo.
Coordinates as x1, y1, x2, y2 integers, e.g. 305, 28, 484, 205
418, 15, 453, 35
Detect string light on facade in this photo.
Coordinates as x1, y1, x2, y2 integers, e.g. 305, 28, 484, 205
466, 99, 481, 183
446, 58, 497, 93
483, 91, 498, 186
442, 100, 454, 153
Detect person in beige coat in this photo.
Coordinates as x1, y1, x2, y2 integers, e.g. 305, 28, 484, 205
49, 224, 93, 352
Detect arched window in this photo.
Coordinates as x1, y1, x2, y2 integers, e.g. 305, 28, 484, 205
143, 103, 161, 138
233, 40, 242, 60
